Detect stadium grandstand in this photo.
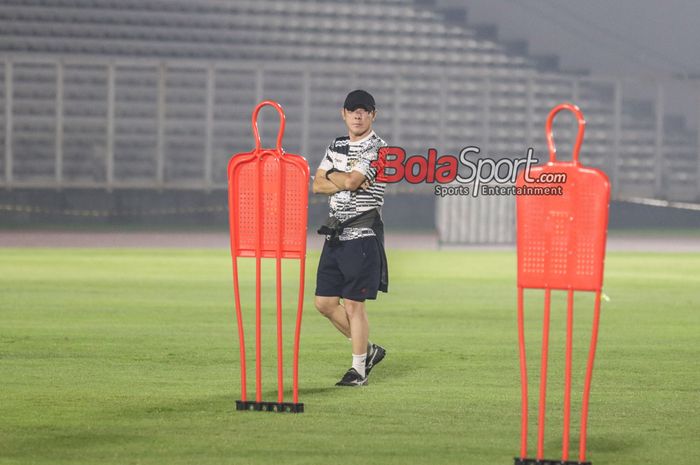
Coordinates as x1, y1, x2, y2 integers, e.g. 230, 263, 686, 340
0, 0, 698, 234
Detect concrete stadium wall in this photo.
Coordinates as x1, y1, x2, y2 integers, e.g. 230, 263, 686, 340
0, 188, 437, 231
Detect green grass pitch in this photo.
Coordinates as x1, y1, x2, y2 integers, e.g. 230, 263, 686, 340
1, 248, 698, 464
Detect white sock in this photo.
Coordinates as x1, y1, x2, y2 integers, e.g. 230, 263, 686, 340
352, 353, 367, 377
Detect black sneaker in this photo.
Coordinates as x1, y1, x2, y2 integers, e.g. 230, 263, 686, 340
335, 367, 367, 386
365, 343, 386, 377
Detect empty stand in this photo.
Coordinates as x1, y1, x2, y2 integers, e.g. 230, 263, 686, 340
0, 0, 697, 202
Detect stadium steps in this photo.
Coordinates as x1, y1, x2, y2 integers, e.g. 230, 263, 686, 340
0, 0, 697, 200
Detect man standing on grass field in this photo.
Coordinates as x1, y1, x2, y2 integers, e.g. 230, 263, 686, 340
312, 89, 389, 387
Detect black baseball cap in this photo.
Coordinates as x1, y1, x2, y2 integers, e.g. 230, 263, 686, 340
344, 89, 376, 112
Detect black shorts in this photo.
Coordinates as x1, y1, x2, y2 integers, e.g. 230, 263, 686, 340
315, 236, 381, 302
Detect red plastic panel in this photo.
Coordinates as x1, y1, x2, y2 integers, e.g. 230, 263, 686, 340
228, 152, 309, 258
227, 102, 310, 259
516, 104, 610, 291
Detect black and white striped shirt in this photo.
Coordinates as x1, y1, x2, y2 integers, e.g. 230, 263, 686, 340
318, 131, 387, 241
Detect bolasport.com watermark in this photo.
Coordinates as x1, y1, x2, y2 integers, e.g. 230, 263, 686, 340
377, 146, 566, 197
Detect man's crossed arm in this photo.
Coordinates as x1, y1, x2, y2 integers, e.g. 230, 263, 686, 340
312, 169, 368, 195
